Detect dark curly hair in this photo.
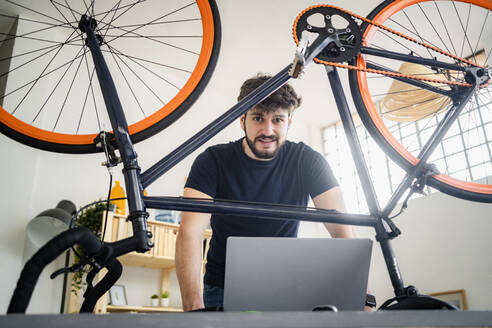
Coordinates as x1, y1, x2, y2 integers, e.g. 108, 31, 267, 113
237, 73, 302, 114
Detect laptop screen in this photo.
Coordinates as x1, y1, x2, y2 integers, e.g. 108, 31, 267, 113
223, 237, 372, 311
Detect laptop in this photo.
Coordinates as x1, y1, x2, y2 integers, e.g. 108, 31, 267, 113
223, 237, 372, 311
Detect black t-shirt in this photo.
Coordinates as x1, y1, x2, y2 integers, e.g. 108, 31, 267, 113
185, 138, 338, 287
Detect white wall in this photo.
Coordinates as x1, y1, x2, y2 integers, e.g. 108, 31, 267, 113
1, 0, 491, 313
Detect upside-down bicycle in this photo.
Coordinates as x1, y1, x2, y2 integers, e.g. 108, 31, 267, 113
2, 0, 491, 313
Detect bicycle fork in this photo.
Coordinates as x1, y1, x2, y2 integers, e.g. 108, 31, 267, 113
79, 15, 151, 254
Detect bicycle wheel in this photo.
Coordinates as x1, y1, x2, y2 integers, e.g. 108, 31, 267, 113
0, 0, 221, 153
349, 0, 492, 202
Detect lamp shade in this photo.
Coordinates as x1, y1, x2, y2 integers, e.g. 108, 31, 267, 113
25, 200, 76, 249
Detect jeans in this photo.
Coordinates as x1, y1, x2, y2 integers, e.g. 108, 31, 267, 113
203, 283, 224, 309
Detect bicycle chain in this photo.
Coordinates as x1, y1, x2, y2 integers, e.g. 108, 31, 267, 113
292, 4, 490, 88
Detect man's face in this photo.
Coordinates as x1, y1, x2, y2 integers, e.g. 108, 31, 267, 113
240, 107, 292, 160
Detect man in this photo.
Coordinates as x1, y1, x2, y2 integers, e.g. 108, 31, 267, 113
175, 74, 356, 311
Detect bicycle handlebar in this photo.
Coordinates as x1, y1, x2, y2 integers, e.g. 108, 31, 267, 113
80, 256, 122, 313
7, 227, 119, 314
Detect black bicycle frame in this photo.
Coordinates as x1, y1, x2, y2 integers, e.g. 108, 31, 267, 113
82, 10, 479, 299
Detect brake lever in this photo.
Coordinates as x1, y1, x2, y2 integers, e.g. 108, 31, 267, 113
50, 261, 86, 279
50, 251, 102, 280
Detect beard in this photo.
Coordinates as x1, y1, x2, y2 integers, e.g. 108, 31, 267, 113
244, 134, 284, 159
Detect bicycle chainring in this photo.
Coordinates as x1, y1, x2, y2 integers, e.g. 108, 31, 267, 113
293, 6, 363, 63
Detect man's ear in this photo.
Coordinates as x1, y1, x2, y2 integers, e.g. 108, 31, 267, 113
240, 114, 246, 131
288, 113, 293, 127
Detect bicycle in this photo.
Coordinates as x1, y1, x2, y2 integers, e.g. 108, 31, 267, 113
3, 0, 491, 313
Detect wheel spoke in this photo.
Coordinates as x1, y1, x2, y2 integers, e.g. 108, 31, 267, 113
380, 94, 451, 116
32, 46, 86, 123
81, 0, 90, 14
6, 0, 67, 25
101, 0, 123, 40
97, 0, 140, 33
93, 0, 146, 20
452, 1, 477, 63
106, 44, 180, 91
0, 45, 85, 103
91, 0, 96, 18
62, 0, 82, 22
103, 18, 201, 30
375, 29, 425, 59
472, 11, 489, 62
76, 45, 96, 134
104, 24, 201, 56
0, 26, 78, 45
416, 3, 453, 55
0, 31, 80, 79
0, 43, 59, 63
50, 0, 82, 38
107, 45, 147, 117
103, 34, 202, 38
0, 13, 74, 28
101, 48, 192, 74
10, 27, 81, 115
53, 48, 87, 131
432, 0, 459, 56
82, 50, 102, 132
50, 0, 83, 18
387, 16, 442, 57
103, 2, 200, 56
401, 9, 434, 58
371, 87, 444, 98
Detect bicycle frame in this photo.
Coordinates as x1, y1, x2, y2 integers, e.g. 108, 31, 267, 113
81, 14, 479, 300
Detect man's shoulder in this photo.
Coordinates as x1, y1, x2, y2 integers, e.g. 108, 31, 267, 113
205, 139, 240, 154
283, 140, 327, 169
284, 140, 318, 155
195, 140, 241, 165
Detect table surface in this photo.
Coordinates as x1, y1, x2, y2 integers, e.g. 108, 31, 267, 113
1, 310, 492, 328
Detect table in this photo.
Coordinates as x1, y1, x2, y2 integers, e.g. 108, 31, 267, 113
1, 310, 492, 328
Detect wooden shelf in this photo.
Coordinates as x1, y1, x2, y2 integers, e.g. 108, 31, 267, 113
67, 211, 211, 314
119, 252, 175, 270
106, 305, 182, 313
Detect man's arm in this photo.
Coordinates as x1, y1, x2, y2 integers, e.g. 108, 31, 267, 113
312, 186, 357, 238
175, 187, 212, 311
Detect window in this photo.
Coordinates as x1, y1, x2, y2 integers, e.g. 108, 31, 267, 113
322, 107, 492, 214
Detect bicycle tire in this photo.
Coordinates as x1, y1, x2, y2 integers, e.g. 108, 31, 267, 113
0, 0, 221, 153
349, 0, 492, 202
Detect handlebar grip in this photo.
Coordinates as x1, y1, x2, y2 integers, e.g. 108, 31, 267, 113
7, 227, 103, 314
80, 257, 123, 313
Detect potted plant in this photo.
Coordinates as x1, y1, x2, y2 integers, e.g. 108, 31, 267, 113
161, 291, 169, 307
71, 201, 106, 296
150, 294, 159, 307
